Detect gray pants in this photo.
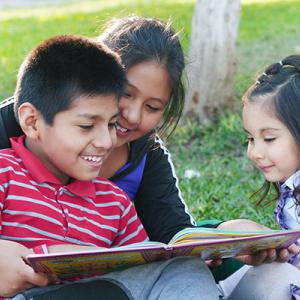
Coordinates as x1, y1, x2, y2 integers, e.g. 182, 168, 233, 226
8, 257, 219, 300
225, 262, 300, 300
101, 256, 219, 300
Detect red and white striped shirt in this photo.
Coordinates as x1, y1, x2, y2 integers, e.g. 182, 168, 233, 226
0, 136, 148, 252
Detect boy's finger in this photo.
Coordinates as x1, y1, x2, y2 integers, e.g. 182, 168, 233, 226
23, 264, 51, 287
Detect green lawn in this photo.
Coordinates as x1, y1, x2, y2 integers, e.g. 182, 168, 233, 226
1, 0, 300, 227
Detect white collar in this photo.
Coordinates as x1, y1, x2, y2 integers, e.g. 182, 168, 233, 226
282, 169, 300, 191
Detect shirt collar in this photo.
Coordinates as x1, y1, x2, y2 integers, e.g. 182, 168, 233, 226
10, 135, 96, 198
281, 169, 300, 191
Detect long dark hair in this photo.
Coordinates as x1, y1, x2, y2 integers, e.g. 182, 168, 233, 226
98, 16, 185, 138
243, 55, 300, 205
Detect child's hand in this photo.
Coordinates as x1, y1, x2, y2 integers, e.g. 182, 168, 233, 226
233, 243, 300, 265
217, 219, 300, 265
217, 219, 269, 231
288, 243, 300, 255
0, 240, 50, 297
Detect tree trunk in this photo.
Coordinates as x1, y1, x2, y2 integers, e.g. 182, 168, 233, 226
184, 0, 241, 124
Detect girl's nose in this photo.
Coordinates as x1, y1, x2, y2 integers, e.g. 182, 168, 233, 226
120, 99, 142, 126
248, 143, 264, 161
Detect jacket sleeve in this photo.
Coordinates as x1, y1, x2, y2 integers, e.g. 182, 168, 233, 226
134, 136, 196, 244
0, 97, 22, 149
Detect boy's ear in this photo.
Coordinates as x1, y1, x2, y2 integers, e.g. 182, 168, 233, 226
18, 103, 41, 139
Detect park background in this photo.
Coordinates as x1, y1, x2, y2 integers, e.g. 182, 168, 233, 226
1, 0, 299, 227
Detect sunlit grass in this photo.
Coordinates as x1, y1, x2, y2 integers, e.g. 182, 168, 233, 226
0, 0, 195, 20
242, 0, 295, 4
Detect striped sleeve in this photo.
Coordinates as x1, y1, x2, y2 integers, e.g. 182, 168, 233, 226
112, 198, 148, 247
0, 181, 4, 232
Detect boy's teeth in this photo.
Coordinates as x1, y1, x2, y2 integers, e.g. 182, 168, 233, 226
116, 124, 128, 133
82, 156, 101, 162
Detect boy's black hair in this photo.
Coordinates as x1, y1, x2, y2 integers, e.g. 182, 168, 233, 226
14, 34, 127, 124
243, 54, 300, 205
99, 16, 185, 138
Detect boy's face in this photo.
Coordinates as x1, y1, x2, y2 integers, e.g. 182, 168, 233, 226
26, 94, 119, 184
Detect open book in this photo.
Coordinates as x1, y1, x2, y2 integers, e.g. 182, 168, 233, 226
26, 227, 300, 279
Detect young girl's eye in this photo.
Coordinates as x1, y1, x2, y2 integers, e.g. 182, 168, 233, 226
246, 137, 254, 144
264, 137, 276, 143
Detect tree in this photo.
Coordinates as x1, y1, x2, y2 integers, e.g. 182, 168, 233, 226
184, 0, 241, 124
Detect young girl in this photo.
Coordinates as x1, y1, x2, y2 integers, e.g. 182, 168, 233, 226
242, 54, 300, 297
243, 54, 300, 265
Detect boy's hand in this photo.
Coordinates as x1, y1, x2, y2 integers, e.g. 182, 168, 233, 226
0, 240, 50, 297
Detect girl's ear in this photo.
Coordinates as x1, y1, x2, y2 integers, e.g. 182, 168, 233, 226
18, 103, 41, 139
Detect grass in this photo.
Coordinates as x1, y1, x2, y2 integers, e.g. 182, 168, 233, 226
1, 0, 300, 228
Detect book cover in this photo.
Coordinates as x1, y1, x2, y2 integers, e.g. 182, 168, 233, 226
26, 228, 300, 279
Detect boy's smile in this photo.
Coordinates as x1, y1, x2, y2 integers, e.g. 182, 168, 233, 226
24, 94, 119, 184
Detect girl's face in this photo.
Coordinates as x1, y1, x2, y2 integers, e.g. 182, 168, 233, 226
243, 99, 300, 183
115, 60, 172, 147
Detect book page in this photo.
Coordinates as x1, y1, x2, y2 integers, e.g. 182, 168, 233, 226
169, 227, 277, 245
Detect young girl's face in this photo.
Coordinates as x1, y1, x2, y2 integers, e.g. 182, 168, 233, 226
115, 60, 172, 147
243, 99, 300, 183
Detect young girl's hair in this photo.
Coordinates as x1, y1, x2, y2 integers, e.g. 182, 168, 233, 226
242, 54, 300, 205
98, 16, 185, 138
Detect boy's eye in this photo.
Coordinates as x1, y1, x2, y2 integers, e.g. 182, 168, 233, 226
108, 122, 117, 129
79, 125, 94, 130
123, 92, 132, 99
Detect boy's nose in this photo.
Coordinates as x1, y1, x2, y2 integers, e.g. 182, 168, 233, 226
93, 129, 114, 150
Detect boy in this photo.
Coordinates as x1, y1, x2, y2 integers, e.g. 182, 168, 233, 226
0, 35, 148, 299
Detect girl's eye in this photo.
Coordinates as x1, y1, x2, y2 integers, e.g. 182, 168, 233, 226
146, 104, 161, 112
264, 137, 276, 143
79, 125, 93, 130
246, 137, 254, 143
243, 139, 249, 147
